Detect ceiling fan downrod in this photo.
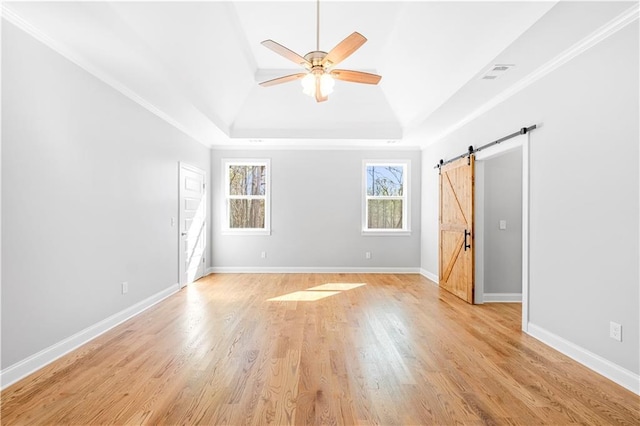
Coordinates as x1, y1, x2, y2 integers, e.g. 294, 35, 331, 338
308, 0, 328, 67
316, 0, 320, 52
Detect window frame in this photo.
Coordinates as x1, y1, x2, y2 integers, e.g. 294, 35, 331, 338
362, 160, 411, 236
222, 158, 271, 235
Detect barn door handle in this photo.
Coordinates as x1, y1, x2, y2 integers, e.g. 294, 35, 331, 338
464, 229, 471, 251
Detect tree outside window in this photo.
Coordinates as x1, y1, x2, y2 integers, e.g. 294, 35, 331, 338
364, 162, 409, 232
224, 160, 270, 234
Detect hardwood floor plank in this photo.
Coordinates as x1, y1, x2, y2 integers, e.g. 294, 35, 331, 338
2, 273, 638, 425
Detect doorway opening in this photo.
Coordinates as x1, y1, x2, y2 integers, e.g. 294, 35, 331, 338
474, 133, 530, 331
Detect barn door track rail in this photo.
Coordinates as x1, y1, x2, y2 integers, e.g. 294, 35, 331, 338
435, 125, 537, 172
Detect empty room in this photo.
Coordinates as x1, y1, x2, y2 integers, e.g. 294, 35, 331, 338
1, 1, 639, 424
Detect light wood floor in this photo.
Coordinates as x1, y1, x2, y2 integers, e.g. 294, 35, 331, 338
2, 273, 638, 425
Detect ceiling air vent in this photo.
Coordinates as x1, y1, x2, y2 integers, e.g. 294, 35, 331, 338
481, 64, 515, 80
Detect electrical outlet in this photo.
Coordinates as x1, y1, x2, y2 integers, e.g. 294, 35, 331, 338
261, 251, 266, 259
610, 321, 622, 342
365, 251, 371, 259
122, 282, 128, 295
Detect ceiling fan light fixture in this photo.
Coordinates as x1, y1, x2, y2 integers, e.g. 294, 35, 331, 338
301, 73, 315, 96
301, 72, 334, 98
259, 0, 380, 102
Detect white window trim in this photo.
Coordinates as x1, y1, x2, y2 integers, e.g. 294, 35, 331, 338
362, 160, 411, 236
222, 158, 271, 236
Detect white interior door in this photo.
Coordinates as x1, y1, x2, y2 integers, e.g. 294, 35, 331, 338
179, 163, 206, 287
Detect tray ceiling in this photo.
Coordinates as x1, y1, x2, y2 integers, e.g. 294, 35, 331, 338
2, 1, 635, 147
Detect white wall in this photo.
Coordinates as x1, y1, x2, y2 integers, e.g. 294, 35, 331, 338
483, 149, 522, 294
419, 22, 639, 377
210, 149, 421, 270
1, 22, 211, 369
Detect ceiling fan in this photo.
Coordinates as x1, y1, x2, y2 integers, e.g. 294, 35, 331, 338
258, 0, 382, 103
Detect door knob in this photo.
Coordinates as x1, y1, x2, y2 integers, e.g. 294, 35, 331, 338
181, 232, 187, 237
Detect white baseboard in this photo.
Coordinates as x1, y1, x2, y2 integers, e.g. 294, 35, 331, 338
0, 283, 180, 390
527, 323, 640, 395
206, 266, 420, 274
420, 269, 439, 284
483, 293, 522, 303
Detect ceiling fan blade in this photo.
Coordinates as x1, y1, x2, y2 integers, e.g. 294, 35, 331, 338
261, 40, 311, 68
259, 73, 307, 87
322, 32, 367, 67
331, 69, 382, 85
315, 77, 328, 102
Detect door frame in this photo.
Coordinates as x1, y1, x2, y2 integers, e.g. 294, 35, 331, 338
474, 133, 530, 332
178, 162, 207, 288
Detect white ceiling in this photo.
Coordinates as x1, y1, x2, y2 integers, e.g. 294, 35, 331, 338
3, 1, 636, 148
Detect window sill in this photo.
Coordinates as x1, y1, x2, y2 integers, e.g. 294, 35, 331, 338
361, 230, 412, 237
222, 229, 271, 236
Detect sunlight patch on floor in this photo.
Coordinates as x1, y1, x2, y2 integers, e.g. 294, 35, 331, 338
267, 283, 366, 302
307, 283, 366, 291
267, 290, 341, 302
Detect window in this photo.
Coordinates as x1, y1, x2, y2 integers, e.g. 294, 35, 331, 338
223, 159, 270, 234
363, 161, 410, 234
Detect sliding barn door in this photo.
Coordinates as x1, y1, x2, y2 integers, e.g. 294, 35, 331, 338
439, 156, 475, 303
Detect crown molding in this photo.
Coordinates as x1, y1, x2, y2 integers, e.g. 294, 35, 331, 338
424, 2, 639, 147
1, 4, 212, 148
210, 142, 421, 151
